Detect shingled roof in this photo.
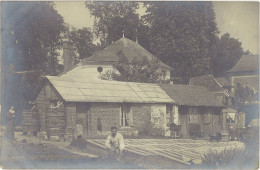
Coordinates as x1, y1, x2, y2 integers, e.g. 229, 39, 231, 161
159, 84, 224, 107
189, 75, 224, 92
227, 54, 259, 73
82, 37, 172, 70
46, 76, 174, 103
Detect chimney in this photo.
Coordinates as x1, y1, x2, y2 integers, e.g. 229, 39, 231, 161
62, 23, 74, 71
62, 39, 74, 71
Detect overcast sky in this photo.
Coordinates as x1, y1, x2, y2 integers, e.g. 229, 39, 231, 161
54, 1, 259, 54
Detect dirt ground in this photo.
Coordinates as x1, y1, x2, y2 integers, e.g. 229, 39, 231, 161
1, 138, 144, 169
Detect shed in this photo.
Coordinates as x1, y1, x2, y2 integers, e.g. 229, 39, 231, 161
159, 84, 226, 138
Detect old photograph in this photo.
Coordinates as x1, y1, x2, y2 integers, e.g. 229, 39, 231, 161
1, 1, 259, 169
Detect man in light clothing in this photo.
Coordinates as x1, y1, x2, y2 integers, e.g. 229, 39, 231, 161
105, 126, 124, 160
75, 120, 83, 139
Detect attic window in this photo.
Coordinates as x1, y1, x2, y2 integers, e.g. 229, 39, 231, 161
50, 100, 63, 108
50, 100, 58, 108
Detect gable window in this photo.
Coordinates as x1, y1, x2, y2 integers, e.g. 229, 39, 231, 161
50, 100, 58, 108
50, 100, 63, 108
120, 104, 133, 127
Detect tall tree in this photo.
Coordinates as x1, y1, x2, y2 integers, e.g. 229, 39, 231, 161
85, 1, 150, 50
2, 2, 65, 120
2, 1, 65, 75
143, 2, 218, 83
210, 33, 243, 76
69, 27, 97, 60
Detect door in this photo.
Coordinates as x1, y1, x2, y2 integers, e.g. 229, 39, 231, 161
76, 103, 89, 137
203, 112, 212, 137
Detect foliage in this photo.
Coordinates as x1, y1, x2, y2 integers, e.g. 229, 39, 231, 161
211, 33, 244, 76
85, 1, 150, 50
69, 27, 97, 60
201, 142, 258, 169
1, 2, 65, 119
201, 148, 244, 168
234, 83, 259, 105
2, 2, 65, 75
143, 2, 218, 83
100, 51, 165, 83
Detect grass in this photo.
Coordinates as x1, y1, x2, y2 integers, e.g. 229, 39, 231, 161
201, 137, 259, 169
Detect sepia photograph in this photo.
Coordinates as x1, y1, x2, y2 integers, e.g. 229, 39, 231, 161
0, 1, 259, 169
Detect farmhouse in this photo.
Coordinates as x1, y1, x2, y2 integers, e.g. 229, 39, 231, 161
33, 75, 228, 140
60, 36, 172, 81
35, 76, 175, 139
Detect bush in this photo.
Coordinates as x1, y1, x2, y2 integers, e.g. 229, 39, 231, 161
201, 146, 258, 169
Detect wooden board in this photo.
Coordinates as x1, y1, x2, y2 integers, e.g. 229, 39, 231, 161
22, 110, 40, 133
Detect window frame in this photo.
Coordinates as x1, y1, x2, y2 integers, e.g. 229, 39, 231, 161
120, 104, 132, 127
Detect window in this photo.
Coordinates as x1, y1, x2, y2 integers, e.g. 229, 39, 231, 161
120, 104, 133, 127
50, 100, 57, 108
50, 100, 63, 108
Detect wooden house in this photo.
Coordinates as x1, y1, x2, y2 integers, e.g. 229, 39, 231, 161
159, 84, 226, 138
35, 76, 174, 139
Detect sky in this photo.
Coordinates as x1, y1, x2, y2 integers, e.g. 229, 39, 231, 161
54, 1, 259, 54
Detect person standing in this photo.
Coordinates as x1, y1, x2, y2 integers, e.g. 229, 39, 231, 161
5, 106, 15, 140
105, 126, 125, 160
73, 120, 86, 151
75, 120, 83, 140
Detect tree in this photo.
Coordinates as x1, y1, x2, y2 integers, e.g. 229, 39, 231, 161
234, 83, 258, 105
2, 2, 65, 75
1, 2, 65, 121
143, 2, 218, 83
211, 33, 243, 76
69, 27, 97, 60
100, 51, 165, 83
85, 1, 150, 50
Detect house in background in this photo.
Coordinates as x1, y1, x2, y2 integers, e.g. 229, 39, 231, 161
59, 36, 172, 81
226, 54, 259, 126
226, 54, 259, 93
